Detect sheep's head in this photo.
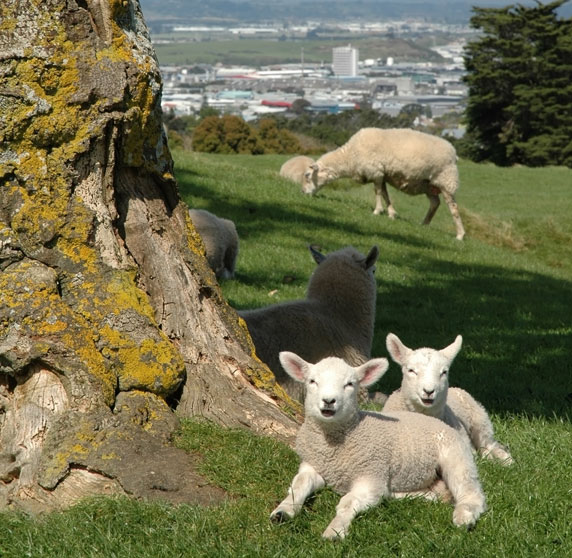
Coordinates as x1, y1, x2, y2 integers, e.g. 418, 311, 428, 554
386, 333, 463, 416
301, 162, 336, 194
279, 352, 388, 426
307, 245, 379, 303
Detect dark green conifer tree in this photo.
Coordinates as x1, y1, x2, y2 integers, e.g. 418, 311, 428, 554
463, 0, 572, 167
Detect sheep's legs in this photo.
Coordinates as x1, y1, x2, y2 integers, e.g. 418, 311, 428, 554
270, 462, 325, 522
422, 192, 441, 225
441, 190, 465, 240
373, 182, 397, 218
322, 478, 386, 540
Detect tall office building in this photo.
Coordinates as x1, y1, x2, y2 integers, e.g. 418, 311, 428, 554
332, 44, 359, 77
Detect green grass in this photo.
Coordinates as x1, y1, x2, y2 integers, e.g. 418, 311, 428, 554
153, 37, 444, 66
1, 152, 571, 557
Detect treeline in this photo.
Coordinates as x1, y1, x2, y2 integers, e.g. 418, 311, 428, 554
165, 109, 303, 155
163, 104, 456, 156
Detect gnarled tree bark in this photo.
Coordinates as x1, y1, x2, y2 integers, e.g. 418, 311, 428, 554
0, 0, 298, 513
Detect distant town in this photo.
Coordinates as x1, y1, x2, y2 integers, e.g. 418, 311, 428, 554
154, 20, 476, 136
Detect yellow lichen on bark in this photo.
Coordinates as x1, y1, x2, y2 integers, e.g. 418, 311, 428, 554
0, 0, 187, 407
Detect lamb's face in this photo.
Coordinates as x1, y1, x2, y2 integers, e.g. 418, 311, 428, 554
386, 334, 462, 416
399, 349, 450, 415
279, 352, 389, 426
304, 357, 362, 425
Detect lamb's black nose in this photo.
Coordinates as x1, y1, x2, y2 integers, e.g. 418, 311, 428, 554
423, 388, 435, 396
323, 398, 336, 405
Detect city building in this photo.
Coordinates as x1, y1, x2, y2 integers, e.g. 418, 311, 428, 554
332, 44, 359, 77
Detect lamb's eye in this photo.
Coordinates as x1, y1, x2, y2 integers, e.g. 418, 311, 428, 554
408, 368, 417, 376
441, 369, 448, 376
308, 379, 317, 386
345, 381, 354, 389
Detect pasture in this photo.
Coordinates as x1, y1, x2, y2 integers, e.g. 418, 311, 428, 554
152, 37, 443, 66
1, 152, 570, 557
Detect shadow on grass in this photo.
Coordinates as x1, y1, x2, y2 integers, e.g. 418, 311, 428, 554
177, 167, 439, 252
177, 164, 571, 420
376, 258, 572, 421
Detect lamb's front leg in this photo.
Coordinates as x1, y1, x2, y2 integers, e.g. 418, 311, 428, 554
322, 478, 387, 540
270, 462, 325, 522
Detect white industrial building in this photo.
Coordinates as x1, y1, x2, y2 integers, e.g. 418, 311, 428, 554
332, 44, 359, 77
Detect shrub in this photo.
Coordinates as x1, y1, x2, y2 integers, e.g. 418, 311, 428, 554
192, 115, 264, 154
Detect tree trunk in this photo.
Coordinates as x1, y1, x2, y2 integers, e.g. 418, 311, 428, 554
0, 0, 299, 513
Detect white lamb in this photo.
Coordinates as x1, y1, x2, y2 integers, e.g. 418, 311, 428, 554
238, 245, 378, 401
271, 352, 486, 539
383, 333, 513, 465
188, 209, 239, 280
302, 127, 466, 240
279, 155, 315, 184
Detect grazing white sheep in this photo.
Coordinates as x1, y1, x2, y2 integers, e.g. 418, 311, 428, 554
188, 209, 239, 280
384, 333, 513, 465
301, 128, 466, 240
271, 352, 486, 539
239, 245, 378, 401
279, 155, 315, 184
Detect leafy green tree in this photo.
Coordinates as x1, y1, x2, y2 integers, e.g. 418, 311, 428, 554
191, 115, 225, 153
192, 115, 264, 154
291, 98, 311, 114
256, 119, 301, 154
463, 0, 572, 167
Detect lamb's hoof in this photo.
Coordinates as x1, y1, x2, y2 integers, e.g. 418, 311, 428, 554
322, 525, 346, 540
453, 505, 481, 529
456, 233, 465, 241
484, 446, 514, 466
270, 509, 288, 523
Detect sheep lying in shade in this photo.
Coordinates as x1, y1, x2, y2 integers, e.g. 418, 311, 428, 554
189, 209, 239, 280
279, 155, 315, 184
271, 352, 486, 539
383, 333, 513, 465
238, 245, 378, 401
301, 127, 466, 240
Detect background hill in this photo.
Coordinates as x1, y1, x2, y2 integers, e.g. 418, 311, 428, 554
139, 0, 572, 26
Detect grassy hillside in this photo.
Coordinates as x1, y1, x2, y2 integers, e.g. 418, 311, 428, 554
1, 152, 570, 557
153, 36, 444, 66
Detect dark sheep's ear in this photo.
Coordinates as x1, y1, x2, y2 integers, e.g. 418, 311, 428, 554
364, 245, 379, 269
309, 244, 326, 265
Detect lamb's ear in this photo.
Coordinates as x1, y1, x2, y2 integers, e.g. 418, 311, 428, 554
386, 333, 410, 365
309, 245, 326, 265
279, 351, 310, 383
440, 335, 463, 362
364, 245, 379, 269
356, 358, 389, 387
